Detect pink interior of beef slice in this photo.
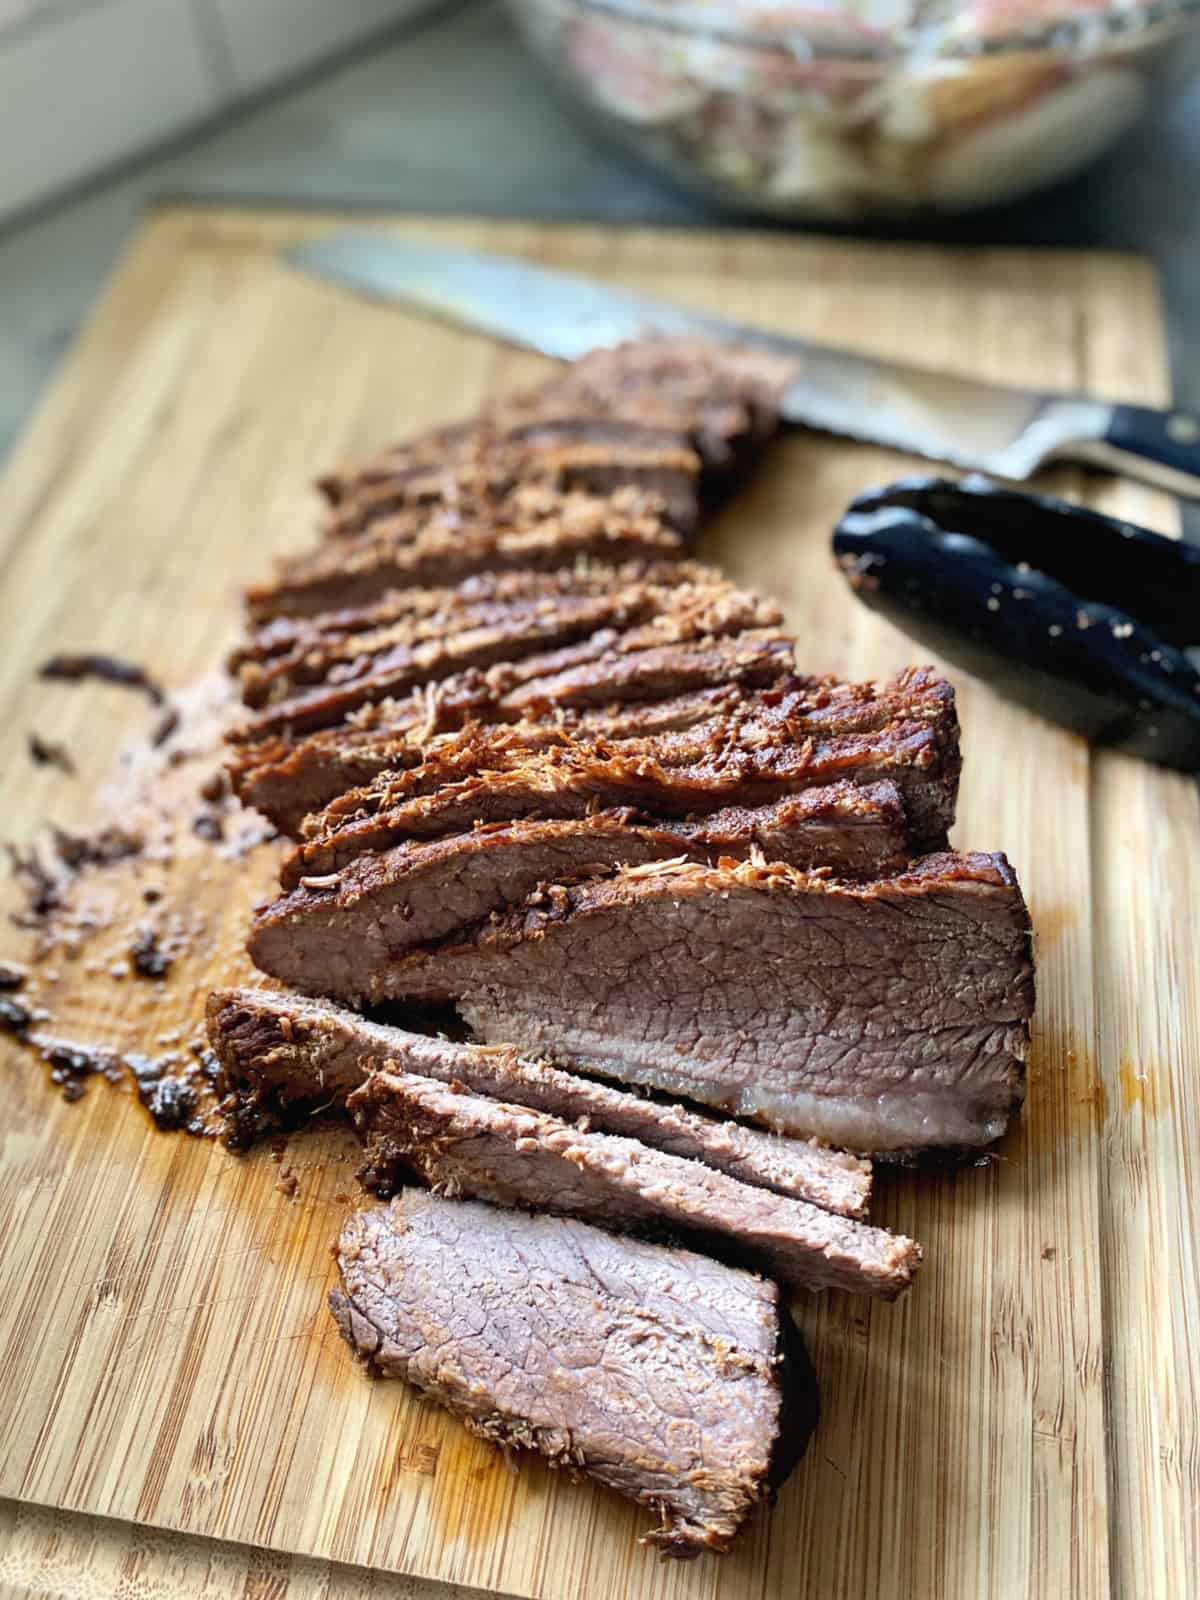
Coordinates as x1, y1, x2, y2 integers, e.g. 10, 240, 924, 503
233, 570, 782, 735
330, 1189, 817, 1556
248, 852, 1033, 1157
245, 484, 685, 623
204, 986, 872, 1218
345, 1069, 919, 1299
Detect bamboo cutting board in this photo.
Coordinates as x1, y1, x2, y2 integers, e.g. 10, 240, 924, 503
0, 205, 1196, 1600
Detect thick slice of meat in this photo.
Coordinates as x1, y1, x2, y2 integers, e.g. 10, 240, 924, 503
256, 811, 786, 960
345, 1071, 920, 1298
235, 585, 637, 711
228, 664, 956, 842
231, 626, 793, 746
282, 687, 954, 879
258, 853, 1033, 1155
228, 682, 756, 835
247, 486, 683, 622
322, 428, 704, 539
517, 339, 793, 485
204, 986, 872, 1216
330, 1190, 818, 1556
280, 779, 911, 887
319, 337, 793, 512
236, 577, 781, 730
230, 559, 703, 673
256, 783, 923, 971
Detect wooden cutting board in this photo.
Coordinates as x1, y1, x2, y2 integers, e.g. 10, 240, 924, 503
0, 205, 1196, 1600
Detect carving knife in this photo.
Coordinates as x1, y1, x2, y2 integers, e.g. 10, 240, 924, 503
285, 233, 1200, 500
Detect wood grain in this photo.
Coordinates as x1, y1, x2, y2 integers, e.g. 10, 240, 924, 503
0, 1495, 494, 1599
0, 205, 1196, 1600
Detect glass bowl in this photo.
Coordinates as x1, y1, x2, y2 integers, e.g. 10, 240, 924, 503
506, 0, 1200, 219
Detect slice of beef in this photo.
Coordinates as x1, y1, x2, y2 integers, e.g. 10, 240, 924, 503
228, 663, 956, 842
280, 779, 911, 888
246, 486, 683, 622
283, 686, 953, 879
318, 337, 793, 513
345, 1071, 920, 1298
317, 419, 479, 504
228, 682, 756, 835
204, 986, 872, 1216
263, 853, 1033, 1155
237, 581, 678, 711
253, 812, 773, 963
502, 432, 702, 532
231, 623, 792, 746
330, 1189, 818, 1556
238, 570, 778, 718
266, 665, 959, 885
517, 339, 793, 486
230, 558, 703, 673
322, 429, 704, 540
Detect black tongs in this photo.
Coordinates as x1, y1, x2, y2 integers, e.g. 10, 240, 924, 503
833, 476, 1200, 771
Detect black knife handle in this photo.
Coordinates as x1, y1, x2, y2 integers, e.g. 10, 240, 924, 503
1096, 404, 1200, 500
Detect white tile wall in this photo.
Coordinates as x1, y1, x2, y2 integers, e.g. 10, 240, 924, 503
0, 0, 216, 219
0, 0, 437, 222
211, 0, 427, 93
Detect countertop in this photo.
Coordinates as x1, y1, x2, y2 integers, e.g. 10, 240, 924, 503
2, 0, 1198, 509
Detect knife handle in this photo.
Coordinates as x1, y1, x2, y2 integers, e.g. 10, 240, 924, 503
1072, 404, 1200, 500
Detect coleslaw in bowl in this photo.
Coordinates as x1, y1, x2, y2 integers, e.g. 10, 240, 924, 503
506, 0, 1200, 217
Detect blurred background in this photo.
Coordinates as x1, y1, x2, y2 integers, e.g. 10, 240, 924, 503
2, 0, 1198, 508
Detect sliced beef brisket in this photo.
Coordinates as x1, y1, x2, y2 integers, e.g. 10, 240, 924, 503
280, 681, 958, 881
205, 986, 872, 1216
234, 581, 783, 738
251, 853, 1032, 1155
230, 559, 702, 678
256, 811, 840, 962
227, 681, 762, 835
319, 338, 792, 519
276, 784, 910, 903
246, 485, 683, 622
230, 630, 792, 748
346, 1071, 919, 1297
228, 662, 956, 845
330, 1190, 817, 1555
321, 428, 704, 540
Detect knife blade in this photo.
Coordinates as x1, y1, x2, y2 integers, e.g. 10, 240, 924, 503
285, 234, 1200, 499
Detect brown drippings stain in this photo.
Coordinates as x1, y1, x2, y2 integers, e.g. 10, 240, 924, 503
1118, 1058, 1161, 1116
1018, 1026, 1106, 1154
1068, 1042, 1107, 1130
1031, 902, 1079, 954
421, 1414, 525, 1556
373, 1430, 443, 1503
